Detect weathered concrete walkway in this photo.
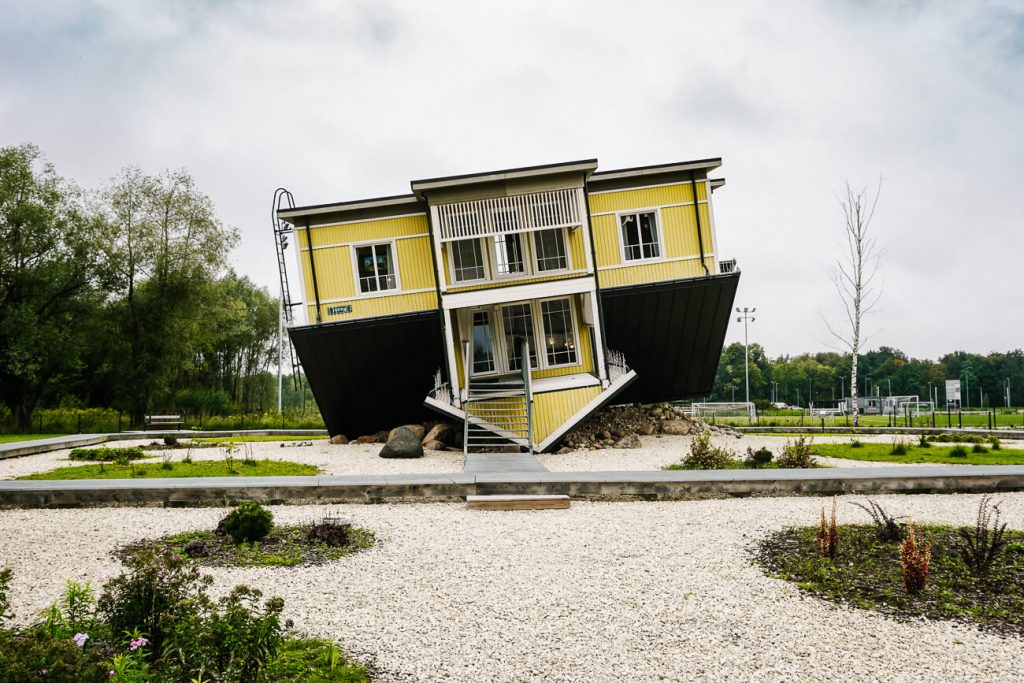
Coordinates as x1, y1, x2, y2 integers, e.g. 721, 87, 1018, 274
4, 465, 1024, 508
463, 453, 548, 474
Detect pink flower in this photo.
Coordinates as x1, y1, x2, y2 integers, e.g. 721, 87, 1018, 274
73, 633, 89, 647
129, 636, 149, 651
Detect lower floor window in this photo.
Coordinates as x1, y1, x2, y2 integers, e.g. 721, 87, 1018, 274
355, 243, 397, 293
540, 299, 578, 366
501, 303, 538, 372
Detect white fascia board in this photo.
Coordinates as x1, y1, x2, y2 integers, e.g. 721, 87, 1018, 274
278, 195, 421, 220
532, 373, 601, 394
441, 276, 595, 310
411, 161, 599, 194
591, 159, 722, 183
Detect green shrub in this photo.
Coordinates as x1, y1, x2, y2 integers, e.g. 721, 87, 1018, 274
972, 444, 988, 453
163, 435, 178, 447
743, 446, 774, 468
849, 439, 864, 449
889, 438, 909, 455
776, 436, 818, 468
69, 447, 143, 463
918, 434, 931, 448
0, 625, 109, 682
682, 431, 734, 469
220, 502, 274, 544
950, 445, 968, 458
991, 437, 1002, 451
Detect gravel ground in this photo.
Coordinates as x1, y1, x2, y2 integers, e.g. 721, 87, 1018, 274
2, 494, 1024, 681
3, 433, 1021, 479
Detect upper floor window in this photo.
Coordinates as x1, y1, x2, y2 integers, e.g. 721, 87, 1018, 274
493, 233, 526, 276
355, 242, 398, 293
452, 238, 487, 282
620, 211, 661, 261
533, 228, 568, 272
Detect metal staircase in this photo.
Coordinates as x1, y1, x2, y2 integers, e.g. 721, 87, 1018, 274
462, 340, 533, 455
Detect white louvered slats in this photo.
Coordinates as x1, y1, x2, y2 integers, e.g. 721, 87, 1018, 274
437, 188, 581, 241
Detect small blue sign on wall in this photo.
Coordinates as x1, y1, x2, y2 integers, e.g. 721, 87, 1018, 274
327, 304, 353, 315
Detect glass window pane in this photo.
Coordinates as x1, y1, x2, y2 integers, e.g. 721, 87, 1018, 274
494, 233, 525, 276
533, 229, 567, 272
453, 239, 485, 281
374, 243, 396, 290
472, 311, 495, 374
541, 299, 578, 366
356, 245, 378, 293
621, 212, 660, 261
501, 303, 537, 371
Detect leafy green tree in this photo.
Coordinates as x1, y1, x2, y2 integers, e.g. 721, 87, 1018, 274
0, 145, 100, 430
96, 168, 238, 426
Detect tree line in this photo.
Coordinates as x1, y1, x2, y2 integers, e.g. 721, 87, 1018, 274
0, 144, 289, 431
710, 343, 1023, 410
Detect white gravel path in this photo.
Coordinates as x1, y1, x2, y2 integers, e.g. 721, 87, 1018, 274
3, 433, 1021, 479
2, 494, 1024, 681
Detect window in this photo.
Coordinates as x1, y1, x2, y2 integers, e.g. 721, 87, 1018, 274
533, 228, 568, 272
355, 243, 397, 293
620, 211, 661, 261
452, 239, 486, 282
541, 299, 578, 366
471, 311, 496, 374
493, 233, 526, 276
501, 303, 538, 371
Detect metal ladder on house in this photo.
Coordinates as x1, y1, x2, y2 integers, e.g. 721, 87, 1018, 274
272, 188, 303, 389
462, 340, 533, 455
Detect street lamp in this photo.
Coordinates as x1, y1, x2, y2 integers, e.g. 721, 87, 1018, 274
736, 307, 756, 405
1006, 378, 1012, 408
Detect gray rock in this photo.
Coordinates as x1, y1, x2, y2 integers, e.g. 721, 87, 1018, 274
661, 419, 692, 436
613, 433, 642, 449
390, 424, 426, 442
423, 422, 455, 446
329, 434, 349, 445
380, 427, 424, 459
423, 439, 447, 451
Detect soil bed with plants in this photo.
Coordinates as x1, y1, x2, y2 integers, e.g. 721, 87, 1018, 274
756, 497, 1024, 637
16, 459, 319, 480
121, 502, 375, 569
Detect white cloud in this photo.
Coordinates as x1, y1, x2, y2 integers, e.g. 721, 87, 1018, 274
1, 0, 1021, 359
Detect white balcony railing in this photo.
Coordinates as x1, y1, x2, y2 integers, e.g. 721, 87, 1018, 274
436, 188, 582, 241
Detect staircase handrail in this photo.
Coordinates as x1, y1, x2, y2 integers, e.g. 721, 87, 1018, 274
521, 339, 533, 453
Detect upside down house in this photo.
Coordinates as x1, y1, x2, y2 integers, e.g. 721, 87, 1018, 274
274, 158, 740, 452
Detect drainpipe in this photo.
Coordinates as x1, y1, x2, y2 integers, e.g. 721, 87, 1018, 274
423, 192, 452, 384
582, 176, 610, 380
304, 217, 322, 323
690, 173, 710, 276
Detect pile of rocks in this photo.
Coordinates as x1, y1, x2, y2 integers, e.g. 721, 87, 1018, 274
328, 420, 462, 459
558, 404, 741, 452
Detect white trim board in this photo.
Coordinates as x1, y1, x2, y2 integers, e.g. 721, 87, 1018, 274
441, 275, 595, 310
300, 232, 430, 253
314, 287, 435, 305
596, 253, 713, 272
587, 178, 711, 196
588, 200, 706, 218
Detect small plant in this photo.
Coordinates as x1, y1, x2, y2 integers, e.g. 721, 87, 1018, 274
899, 523, 931, 594
972, 443, 988, 454
182, 445, 193, 465
917, 434, 931, 448
849, 439, 864, 449
681, 430, 734, 469
776, 436, 817, 468
958, 495, 1008, 578
307, 515, 352, 547
949, 445, 968, 458
743, 446, 774, 468
221, 442, 240, 474
889, 437, 909, 455
220, 502, 274, 544
163, 435, 178, 447
817, 497, 839, 558
69, 447, 144, 462
850, 499, 905, 541
0, 566, 13, 625
160, 453, 174, 470
241, 438, 257, 466
991, 437, 1002, 451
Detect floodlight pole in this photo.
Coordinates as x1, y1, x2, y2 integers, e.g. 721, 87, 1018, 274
736, 307, 756, 405
1006, 378, 1012, 408
277, 293, 284, 414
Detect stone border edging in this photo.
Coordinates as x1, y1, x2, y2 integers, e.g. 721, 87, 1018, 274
4, 465, 1024, 508
0, 430, 329, 461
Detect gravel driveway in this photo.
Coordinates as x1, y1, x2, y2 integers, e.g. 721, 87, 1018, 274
2, 493, 1023, 681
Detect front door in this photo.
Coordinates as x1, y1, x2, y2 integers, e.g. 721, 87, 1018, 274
470, 310, 497, 376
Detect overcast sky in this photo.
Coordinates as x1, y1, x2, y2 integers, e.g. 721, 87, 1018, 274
2, 0, 1022, 359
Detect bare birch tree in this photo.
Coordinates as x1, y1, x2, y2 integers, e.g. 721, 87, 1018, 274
825, 180, 882, 426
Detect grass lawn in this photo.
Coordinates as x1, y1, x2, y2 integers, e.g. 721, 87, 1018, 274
17, 459, 320, 480
0, 434, 68, 444
757, 523, 1024, 636
123, 524, 375, 568
191, 435, 324, 443
812, 442, 1024, 465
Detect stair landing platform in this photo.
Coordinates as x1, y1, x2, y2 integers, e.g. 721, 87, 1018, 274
466, 494, 570, 510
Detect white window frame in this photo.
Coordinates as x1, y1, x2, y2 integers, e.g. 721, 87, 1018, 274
537, 296, 581, 369
468, 308, 501, 378
350, 238, 402, 297
489, 230, 532, 280
531, 227, 571, 274
448, 237, 490, 285
616, 208, 665, 264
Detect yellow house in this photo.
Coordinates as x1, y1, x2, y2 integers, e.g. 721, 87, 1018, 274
276, 158, 739, 452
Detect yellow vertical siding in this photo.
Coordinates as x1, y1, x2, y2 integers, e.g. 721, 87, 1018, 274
589, 182, 715, 289
532, 386, 602, 444
307, 290, 437, 323
305, 214, 428, 247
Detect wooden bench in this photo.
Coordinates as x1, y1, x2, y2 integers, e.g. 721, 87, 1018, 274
144, 414, 183, 431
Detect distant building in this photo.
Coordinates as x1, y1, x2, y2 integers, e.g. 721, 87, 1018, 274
276, 158, 740, 451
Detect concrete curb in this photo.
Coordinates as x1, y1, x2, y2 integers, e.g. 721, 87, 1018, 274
4, 466, 1024, 508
